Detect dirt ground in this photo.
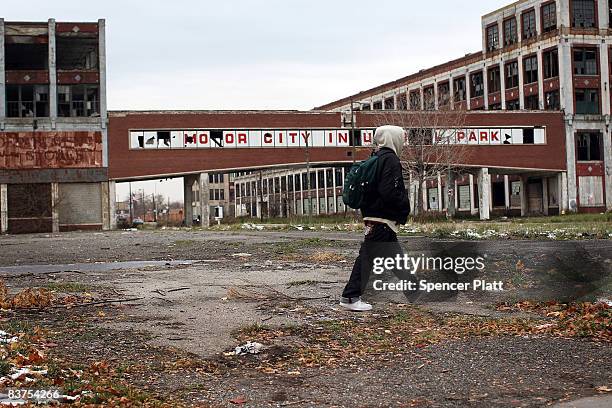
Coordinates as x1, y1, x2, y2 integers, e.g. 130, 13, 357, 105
0, 229, 610, 407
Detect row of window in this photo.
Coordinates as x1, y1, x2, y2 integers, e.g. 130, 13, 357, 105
209, 188, 225, 201
6, 84, 100, 118
360, 46, 603, 113
208, 174, 225, 184
235, 168, 346, 198
4, 38, 99, 71
486, 1, 557, 51
486, 1, 601, 52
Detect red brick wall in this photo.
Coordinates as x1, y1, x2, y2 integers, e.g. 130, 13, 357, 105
0, 131, 103, 169
356, 111, 567, 171
108, 112, 349, 180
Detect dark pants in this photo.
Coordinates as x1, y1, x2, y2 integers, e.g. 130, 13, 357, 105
342, 223, 401, 299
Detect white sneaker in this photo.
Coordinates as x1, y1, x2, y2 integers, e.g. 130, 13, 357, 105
339, 298, 373, 312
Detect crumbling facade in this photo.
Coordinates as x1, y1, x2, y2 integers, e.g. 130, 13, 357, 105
0, 19, 112, 233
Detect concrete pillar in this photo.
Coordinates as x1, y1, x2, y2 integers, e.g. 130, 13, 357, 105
101, 181, 110, 230
559, 172, 569, 213
604, 127, 612, 210
48, 19, 58, 123
421, 180, 428, 212
499, 60, 506, 109
600, 44, 611, 116
520, 176, 529, 216
564, 120, 578, 211
199, 172, 210, 227
437, 173, 443, 211
98, 20, 108, 165
477, 168, 491, 220
536, 49, 545, 109
465, 72, 471, 110
315, 170, 320, 215
559, 43, 574, 114
598, 0, 610, 29
108, 181, 116, 230
504, 175, 510, 210
0, 184, 7, 234
0, 18, 5, 121
469, 174, 477, 215
518, 54, 525, 110
51, 182, 59, 233
323, 170, 328, 214
542, 177, 549, 216
183, 175, 195, 226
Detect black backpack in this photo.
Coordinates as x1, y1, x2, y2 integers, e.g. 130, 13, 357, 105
342, 156, 379, 209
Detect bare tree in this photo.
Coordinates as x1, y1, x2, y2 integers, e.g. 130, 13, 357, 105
372, 103, 471, 218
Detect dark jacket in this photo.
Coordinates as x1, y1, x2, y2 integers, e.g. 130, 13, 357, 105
361, 148, 411, 225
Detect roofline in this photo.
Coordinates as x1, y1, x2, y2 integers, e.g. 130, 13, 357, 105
108, 110, 336, 116
481, 0, 526, 19
314, 51, 483, 111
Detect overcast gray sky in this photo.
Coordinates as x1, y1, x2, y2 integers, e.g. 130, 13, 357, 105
4, 0, 509, 201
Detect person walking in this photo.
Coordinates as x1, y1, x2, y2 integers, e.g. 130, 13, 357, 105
340, 125, 411, 311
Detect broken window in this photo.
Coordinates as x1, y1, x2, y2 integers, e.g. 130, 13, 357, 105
470, 71, 484, 98
573, 48, 598, 75
423, 87, 435, 110
56, 37, 98, 70
575, 88, 600, 114
543, 48, 559, 78
57, 85, 100, 117
5, 43, 48, 70
488, 67, 501, 93
522, 9, 537, 40
438, 82, 450, 108
5, 84, 49, 117
571, 0, 596, 28
542, 2, 557, 32
503, 17, 518, 46
524, 95, 539, 110
523, 55, 538, 84
545, 90, 561, 110
505, 61, 519, 88
453, 77, 466, 102
384, 97, 395, 110
486, 24, 499, 51
409, 91, 422, 109
576, 132, 603, 161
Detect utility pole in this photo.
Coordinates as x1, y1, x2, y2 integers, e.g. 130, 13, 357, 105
128, 182, 133, 224
259, 170, 264, 222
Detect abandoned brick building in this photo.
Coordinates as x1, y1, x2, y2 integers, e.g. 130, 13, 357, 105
1, 0, 612, 232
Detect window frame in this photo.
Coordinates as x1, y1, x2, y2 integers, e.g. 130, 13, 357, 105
573, 47, 599, 75
575, 88, 601, 114
505, 60, 520, 89
541, 1, 558, 33
470, 71, 484, 98
503, 17, 518, 46
486, 23, 500, 51
543, 47, 559, 79
523, 55, 539, 84
521, 9, 537, 40
487, 66, 501, 93
575, 132, 603, 161
571, 0, 597, 28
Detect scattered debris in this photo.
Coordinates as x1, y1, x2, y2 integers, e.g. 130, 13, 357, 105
234, 342, 264, 355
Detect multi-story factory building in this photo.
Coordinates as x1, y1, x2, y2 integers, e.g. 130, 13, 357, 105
0, 19, 112, 233
317, 0, 612, 214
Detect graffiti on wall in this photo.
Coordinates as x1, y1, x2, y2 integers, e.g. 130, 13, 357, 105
0, 131, 103, 169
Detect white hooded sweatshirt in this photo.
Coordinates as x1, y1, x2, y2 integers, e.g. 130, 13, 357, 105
363, 125, 406, 233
